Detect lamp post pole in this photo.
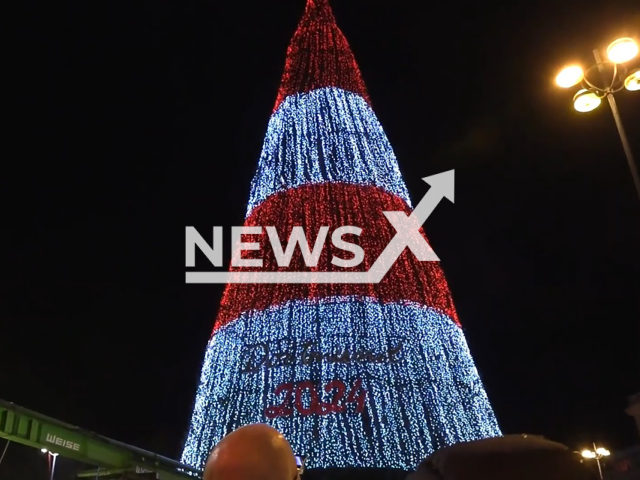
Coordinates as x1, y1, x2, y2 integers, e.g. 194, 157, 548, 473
592, 48, 640, 202
48, 452, 58, 480
0, 440, 9, 468
581, 443, 610, 480
593, 442, 605, 480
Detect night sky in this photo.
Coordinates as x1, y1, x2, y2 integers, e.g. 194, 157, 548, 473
4, 0, 640, 474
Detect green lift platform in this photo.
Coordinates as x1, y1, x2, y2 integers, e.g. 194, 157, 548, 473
0, 398, 202, 479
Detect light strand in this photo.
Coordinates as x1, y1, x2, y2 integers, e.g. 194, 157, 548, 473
181, 297, 501, 471
248, 88, 411, 216
273, 0, 370, 112
218, 182, 458, 332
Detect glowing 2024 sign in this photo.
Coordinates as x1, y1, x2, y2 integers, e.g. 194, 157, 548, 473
240, 338, 405, 417
265, 379, 367, 418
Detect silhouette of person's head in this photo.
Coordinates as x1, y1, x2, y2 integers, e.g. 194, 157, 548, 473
203, 424, 299, 480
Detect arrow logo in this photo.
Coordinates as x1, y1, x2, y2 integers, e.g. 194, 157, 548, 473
186, 170, 455, 284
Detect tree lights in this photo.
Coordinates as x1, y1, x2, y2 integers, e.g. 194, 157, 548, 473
217, 182, 459, 331
264, 378, 368, 418
273, 0, 369, 112
181, 299, 500, 470
182, 0, 501, 473
247, 87, 411, 217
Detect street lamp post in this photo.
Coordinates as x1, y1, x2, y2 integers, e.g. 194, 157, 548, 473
581, 443, 611, 480
50, 452, 58, 480
41, 449, 59, 480
555, 37, 640, 203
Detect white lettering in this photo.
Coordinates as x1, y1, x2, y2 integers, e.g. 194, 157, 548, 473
266, 226, 329, 267
185, 227, 223, 267
45, 434, 80, 452
331, 226, 364, 268
231, 227, 263, 267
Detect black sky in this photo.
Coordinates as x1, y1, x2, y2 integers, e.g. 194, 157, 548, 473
3, 0, 640, 471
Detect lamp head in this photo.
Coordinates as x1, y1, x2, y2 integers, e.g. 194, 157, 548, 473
625, 69, 640, 91
556, 65, 584, 88
573, 89, 601, 112
581, 449, 596, 459
607, 37, 638, 63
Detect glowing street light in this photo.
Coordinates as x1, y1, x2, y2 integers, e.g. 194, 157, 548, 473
554, 36, 640, 202
556, 65, 584, 88
573, 89, 601, 112
607, 37, 639, 64
581, 443, 610, 480
625, 69, 640, 91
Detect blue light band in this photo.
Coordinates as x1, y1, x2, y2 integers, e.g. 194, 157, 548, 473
181, 297, 500, 471
247, 87, 412, 216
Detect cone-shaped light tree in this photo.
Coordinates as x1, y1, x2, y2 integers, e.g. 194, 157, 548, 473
182, 0, 500, 473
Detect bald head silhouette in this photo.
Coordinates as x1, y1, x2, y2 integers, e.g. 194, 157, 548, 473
203, 424, 299, 480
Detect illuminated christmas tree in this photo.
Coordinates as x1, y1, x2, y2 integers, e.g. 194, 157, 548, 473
182, 0, 500, 475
